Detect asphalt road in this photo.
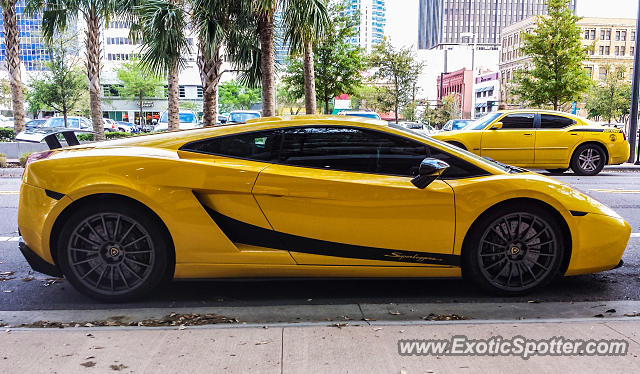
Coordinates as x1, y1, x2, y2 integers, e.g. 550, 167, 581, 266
1, 170, 639, 311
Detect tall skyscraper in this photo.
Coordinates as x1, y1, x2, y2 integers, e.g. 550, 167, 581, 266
343, 0, 386, 53
418, 0, 577, 50
0, 0, 50, 71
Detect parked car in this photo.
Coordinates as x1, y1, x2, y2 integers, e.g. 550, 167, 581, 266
336, 110, 381, 120
103, 118, 118, 132
441, 119, 473, 131
17, 115, 630, 301
227, 110, 261, 124
433, 109, 630, 175
43, 116, 92, 129
154, 111, 201, 131
1, 116, 32, 128
395, 121, 436, 136
116, 121, 135, 133
25, 119, 47, 128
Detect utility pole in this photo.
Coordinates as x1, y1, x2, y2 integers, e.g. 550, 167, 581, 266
629, 1, 640, 164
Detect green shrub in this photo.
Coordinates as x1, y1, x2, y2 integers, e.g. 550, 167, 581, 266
0, 153, 6, 168
0, 128, 15, 142
77, 131, 133, 142
19, 152, 33, 167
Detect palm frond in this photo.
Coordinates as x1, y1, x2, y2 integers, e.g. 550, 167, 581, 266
282, 0, 328, 55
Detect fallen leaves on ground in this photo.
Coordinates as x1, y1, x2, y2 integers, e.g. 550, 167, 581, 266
21, 277, 35, 282
0, 272, 15, 281
43, 278, 64, 287
80, 361, 96, 368
18, 313, 238, 328
110, 364, 128, 371
422, 313, 468, 321
332, 323, 348, 328
624, 312, 640, 317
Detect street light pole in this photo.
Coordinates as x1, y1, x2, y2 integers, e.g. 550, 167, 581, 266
628, 0, 640, 164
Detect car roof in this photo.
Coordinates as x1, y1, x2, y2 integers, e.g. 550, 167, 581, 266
493, 109, 582, 120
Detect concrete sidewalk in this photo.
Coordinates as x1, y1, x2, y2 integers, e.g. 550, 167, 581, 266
1, 319, 639, 373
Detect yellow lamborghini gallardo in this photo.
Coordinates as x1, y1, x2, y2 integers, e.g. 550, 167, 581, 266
433, 110, 630, 175
17, 116, 631, 301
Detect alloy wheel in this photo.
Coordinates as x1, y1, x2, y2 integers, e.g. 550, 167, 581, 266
577, 147, 602, 173
477, 212, 558, 292
66, 213, 155, 295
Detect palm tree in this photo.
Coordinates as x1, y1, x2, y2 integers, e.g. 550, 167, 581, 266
283, 0, 328, 114
191, 0, 260, 126
134, 0, 190, 131
25, 0, 115, 140
1, 0, 27, 134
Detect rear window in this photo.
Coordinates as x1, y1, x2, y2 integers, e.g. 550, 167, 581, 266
229, 112, 261, 123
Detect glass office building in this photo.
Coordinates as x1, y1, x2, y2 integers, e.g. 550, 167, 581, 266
342, 0, 386, 53
0, 0, 50, 71
418, 0, 577, 49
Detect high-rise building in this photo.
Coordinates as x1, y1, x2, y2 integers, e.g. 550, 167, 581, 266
343, 0, 386, 53
0, 0, 50, 71
418, 0, 577, 50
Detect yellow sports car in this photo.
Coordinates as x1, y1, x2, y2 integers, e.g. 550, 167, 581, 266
433, 110, 630, 175
17, 115, 631, 301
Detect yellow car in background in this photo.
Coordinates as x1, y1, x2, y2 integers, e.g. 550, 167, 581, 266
433, 110, 630, 175
17, 115, 630, 301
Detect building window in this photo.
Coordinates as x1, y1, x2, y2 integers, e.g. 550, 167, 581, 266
179, 85, 186, 98
599, 67, 608, 80
633, 31, 636, 41
616, 30, 621, 41
622, 30, 627, 41
197, 86, 203, 98
621, 46, 626, 55
632, 46, 635, 56
615, 46, 619, 55
599, 46, 604, 55
605, 46, 610, 55
584, 66, 593, 78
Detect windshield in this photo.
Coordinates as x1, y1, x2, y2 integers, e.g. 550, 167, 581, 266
464, 113, 502, 130
26, 119, 46, 127
229, 112, 260, 123
160, 112, 197, 123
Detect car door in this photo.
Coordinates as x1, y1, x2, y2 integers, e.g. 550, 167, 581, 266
480, 113, 536, 165
534, 114, 582, 165
177, 129, 296, 265
252, 126, 458, 267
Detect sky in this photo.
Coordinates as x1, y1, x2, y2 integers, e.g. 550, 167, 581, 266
385, 0, 639, 49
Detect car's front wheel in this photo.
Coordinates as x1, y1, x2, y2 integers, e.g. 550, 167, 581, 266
56, 200, 170, 302
462, 203, 566, 295
571, 144, 606, 175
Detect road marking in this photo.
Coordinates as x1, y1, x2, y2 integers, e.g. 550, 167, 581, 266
590, 189, 640, 194
0, 191, 19, 195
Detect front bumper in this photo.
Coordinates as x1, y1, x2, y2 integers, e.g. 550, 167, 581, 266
18, 238, 62, 277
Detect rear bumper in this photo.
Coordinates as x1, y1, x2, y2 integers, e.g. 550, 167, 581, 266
18, 238, 62, 277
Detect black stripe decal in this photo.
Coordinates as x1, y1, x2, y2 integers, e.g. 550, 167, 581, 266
198, 201, 459, 266
569, 128, 619, 133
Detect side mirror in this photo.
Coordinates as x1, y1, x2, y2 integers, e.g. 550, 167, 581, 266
490, 122, 503, 130
411, 158, 449, 189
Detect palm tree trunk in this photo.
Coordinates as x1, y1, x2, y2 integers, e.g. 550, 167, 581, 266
2, 0, 26, 135
258, 14, 276, 117
167, 64, 180, 130
303, 39, 316, 115
85, 10, 104, 140
198, 44, 223, 127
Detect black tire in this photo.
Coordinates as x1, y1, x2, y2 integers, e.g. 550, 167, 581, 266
56, 199, 170, 302
545, 168, 569, 174
461, 203, 566, 295
570, 143, 606, 176
446, 141, 467, 150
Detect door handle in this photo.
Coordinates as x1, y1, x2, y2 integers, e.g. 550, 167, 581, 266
523, 133, 532, 136
252, 186, 289, 197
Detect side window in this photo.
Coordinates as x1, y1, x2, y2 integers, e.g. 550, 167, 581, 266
180, 130, 281, 162
428, 147, 490, 179
499, 113, 535, 129
68, 119, 80, 129
279, 127, 428, 176
539, 114, 575, 129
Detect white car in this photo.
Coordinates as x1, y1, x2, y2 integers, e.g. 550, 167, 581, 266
394, 121, 436, 136
102, 118, 118, 132
336, 110, 381, 120
43, 116, 92, 129
0, 116, 32, 128
227, 110, 261, 124
154, 110, 201, 131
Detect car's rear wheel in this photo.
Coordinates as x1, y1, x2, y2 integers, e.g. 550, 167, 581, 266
57, 200, 169, 302
462, 203, 566, 295
570, 144, 605, 176
545, 168, 569, 174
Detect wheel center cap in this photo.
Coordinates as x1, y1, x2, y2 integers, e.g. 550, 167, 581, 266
509, 246, 520, 255
108, 247, 120, 257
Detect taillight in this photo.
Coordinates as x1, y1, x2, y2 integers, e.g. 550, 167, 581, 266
25, 151, 54, 166
622, 130, 627, 141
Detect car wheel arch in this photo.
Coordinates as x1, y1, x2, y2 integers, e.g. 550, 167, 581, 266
460, 197, 572, 275
571, 141, 609, 165
49, 193, 176, 280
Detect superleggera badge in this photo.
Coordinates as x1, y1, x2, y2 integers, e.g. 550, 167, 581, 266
610, 134, 617, 141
